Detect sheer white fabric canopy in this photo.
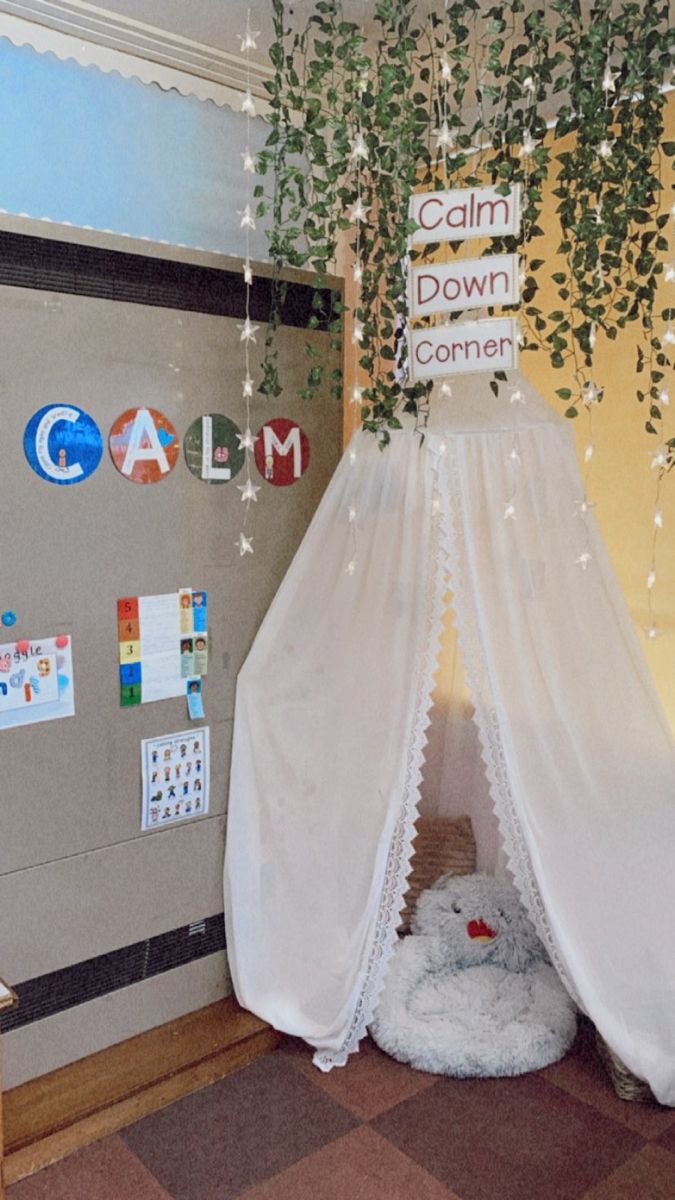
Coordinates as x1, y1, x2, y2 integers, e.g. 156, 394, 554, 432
224, 372, 675, 1104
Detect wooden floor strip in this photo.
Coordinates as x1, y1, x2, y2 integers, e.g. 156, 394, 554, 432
3, 996, 279, 1185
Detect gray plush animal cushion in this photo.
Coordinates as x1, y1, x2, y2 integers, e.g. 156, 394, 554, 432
371, 872, 577, 1077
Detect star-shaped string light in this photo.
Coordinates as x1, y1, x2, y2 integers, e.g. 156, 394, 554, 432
238, 204, 256, 230
601, 64, 617, 93
241, 149, 256, 173
349, 197, 369, 224
433, 120, 455, 151
597, 139, 614, 161
237, 479, 261, 503
237, 533, 254, 556
241, 91, 256, 117
519, 131, 537, 157
349, 132, 369, 163
239, 26, 259, 53
237, 428, 257, 452
582, 381, 601, 406
237, 318, 259, 344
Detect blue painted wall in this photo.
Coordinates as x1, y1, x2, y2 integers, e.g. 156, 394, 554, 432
0, 38, 269, 257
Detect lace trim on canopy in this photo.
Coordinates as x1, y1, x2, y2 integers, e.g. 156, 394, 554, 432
313, 483, 449, 1071
433, 440, 581, 1006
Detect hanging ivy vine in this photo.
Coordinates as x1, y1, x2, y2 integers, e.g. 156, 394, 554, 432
255, 0, 674, 456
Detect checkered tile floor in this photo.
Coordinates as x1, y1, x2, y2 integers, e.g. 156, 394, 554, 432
9, 1021, 675, 1200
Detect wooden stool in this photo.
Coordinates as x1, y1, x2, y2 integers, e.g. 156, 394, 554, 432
0, 978, 19, 1200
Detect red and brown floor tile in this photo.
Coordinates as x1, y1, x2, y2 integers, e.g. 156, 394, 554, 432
6, 1135, 173, 1200
120, 1050, 358, 1200
371, 1070, 645, 1200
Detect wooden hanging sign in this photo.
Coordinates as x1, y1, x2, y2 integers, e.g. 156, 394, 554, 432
409, 184, 521, 245
408, 253, 520, 318
408, 317, 519, 382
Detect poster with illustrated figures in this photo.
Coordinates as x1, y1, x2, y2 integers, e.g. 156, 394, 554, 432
141, 727, 210, 830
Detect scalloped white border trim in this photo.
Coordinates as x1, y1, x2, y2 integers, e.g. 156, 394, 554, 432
0, 8, 272, 114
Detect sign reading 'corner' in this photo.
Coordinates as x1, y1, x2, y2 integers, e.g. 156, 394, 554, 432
408, 318, 519, 382
409, 184, 521, 245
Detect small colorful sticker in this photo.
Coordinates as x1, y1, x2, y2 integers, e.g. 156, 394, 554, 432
183, 414, 245, 484
193, 634, 208, 676
1, 612, 16, 627
186, 677, 205, 720
24, 405, 103, 485
192, 591, 207, 633
109, 408, 179, 484
179, 589, 194, 635
180, 637, 195, 677
254, 418, 310, 487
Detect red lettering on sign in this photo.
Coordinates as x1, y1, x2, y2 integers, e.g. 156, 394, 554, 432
418, 198, 443, 230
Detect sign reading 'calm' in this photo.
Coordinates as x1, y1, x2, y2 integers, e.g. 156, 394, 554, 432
409, 184, 521, 245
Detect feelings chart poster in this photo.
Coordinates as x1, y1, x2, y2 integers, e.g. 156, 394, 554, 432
118, 589, 208, 707
141, 727, 210, 830
0, 634, 74, 730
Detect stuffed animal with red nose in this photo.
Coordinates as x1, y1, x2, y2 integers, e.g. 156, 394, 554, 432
371, 872, 577, 1077
411, 871, 546, 972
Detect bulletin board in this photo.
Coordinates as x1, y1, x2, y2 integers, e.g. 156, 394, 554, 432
0, 230, 343, 1085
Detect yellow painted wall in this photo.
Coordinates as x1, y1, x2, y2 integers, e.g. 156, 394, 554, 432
521, 97, 674, 727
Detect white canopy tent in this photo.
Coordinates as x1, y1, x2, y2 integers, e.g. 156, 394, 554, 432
224, 372, 675, 1105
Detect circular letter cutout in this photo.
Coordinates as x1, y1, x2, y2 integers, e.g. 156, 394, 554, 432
183, 414, 245, 484
23, 404, 103, 485
254, 418, 310, 487
109, 407, 179, 484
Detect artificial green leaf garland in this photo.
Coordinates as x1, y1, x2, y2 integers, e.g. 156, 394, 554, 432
255, 0, 674, 456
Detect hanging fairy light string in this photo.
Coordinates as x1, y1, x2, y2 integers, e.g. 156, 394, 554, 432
345, 44, 370, 578
433, 0, 454, 410
644, 213, 674, 638
235, 8, 261, 559
501, 51, 541, 528
571, 47, 619, 571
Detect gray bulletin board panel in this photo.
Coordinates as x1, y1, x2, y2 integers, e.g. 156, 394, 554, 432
0, 236, 342, 1083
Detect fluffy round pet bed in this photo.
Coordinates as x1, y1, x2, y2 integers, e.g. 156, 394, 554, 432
371, 873, 577, 1077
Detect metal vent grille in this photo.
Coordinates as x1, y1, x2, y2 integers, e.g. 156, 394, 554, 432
0, 231, 335, 327
0, 914, 226, 1033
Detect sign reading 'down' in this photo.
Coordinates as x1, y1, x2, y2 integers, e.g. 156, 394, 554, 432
409, 184, 521, 245
409, 254, 519, 318
408, 317, 519, 382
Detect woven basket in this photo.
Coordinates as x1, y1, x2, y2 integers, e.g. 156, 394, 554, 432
398, 814, 476, 933
595, 1030, 654, 1103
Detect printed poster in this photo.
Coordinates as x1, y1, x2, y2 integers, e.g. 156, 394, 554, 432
118, 589, 208, 706
0, 634, 75, 730
141, 726, 210, 830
